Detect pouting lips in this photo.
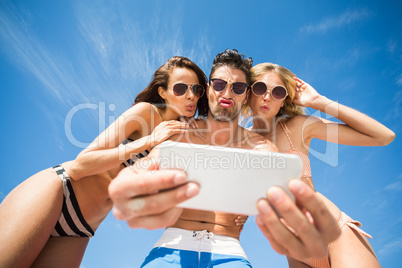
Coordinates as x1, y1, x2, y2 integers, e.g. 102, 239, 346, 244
219, 99, 234, 107
261, 104, 269, 111
187, 103, 195, 110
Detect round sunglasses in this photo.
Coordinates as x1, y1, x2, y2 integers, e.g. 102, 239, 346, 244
251, 82, 288, 100
171, 83, 205, 98
210, 78, 249, 95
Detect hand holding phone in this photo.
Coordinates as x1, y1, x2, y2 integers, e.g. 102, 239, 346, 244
153, 141, 302, 215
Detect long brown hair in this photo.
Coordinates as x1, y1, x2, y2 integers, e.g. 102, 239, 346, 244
134, 56, 208, 116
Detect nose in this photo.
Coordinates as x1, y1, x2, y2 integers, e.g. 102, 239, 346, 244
221, 83, 232, 99
262, 90, 271, 101
185, 86, 195, 100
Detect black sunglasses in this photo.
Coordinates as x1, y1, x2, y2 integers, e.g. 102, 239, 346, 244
251, 82, 288, 100
210, 78, 249, 95
170, 83, 205, 98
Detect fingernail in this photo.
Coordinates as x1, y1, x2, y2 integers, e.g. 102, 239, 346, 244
186, 183, 199, 197
289, 179, 305, 195
174, 172, 187, 185
267, 187, 283, 203
128, 198, 146, 211
257, 199, 271, 214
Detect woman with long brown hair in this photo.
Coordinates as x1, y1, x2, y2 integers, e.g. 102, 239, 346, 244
0, 56, 208, 267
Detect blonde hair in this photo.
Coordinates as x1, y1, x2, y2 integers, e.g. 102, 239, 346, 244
242, 62, 305, 118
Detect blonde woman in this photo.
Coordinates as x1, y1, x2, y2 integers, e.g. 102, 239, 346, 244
243, 62, 394, 267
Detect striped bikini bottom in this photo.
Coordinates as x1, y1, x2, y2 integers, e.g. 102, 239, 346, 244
51, 165, 94, 238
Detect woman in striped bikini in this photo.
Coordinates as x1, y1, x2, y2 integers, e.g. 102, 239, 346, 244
0, 56, 208, 267
243, 62, 394, 267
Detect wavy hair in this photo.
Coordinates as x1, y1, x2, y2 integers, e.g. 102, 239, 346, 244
243, 62, 305, 118
209, 49, 253, 85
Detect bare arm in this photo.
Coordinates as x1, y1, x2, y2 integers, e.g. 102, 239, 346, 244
69, 103, 189, 180
293, 77, 395, 146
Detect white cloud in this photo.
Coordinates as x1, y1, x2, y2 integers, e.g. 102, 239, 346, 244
316, 45, 380, 71
300, 9, 372, 34
0, 0, 212, 121
384, 174, 402, 191
385, 88, 402, 121
387, 39, 397, 54
384, 181, 402, 191
0, 3, 94, 111
1, 1, 213, 151
71, 0, 212, 110
378, 237, 402, 257
397, 74, 402, 87
0, 7, 60, 101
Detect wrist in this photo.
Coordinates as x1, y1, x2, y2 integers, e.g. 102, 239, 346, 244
148, 136, 157, 149
310, 95, 331, 111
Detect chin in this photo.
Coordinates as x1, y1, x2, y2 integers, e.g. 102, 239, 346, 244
183, 112, 195, 118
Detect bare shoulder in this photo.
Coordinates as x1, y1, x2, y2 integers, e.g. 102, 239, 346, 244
125, 102, 152, 115
123, 102, 163, 124
281, 115, 321, 130
280, 115, 324, 142
281, 115, 306, 126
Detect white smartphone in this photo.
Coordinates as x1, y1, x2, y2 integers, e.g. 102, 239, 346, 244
153, 141, 303, 215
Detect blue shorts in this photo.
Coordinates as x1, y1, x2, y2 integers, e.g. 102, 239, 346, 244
140, 228, 252, 268
141, 247, 252, 267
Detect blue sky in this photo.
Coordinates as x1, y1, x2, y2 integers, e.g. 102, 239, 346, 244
0, 0, 401, 267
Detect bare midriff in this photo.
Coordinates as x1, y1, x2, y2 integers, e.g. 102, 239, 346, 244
64, 161, 123, 231
169, 209, 243, 239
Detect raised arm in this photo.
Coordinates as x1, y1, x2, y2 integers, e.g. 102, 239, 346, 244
293, 77, 395, 146
69, 103, 189, 180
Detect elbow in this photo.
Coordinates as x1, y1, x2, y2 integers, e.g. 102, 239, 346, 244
376, 130, 396, 146
383, 130, 396, 145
